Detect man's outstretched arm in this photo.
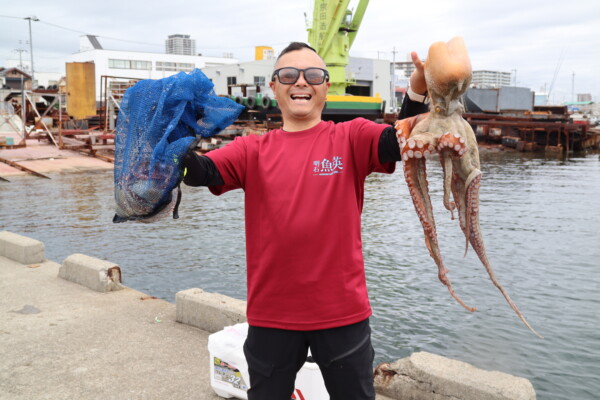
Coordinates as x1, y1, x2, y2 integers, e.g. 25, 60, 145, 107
182, 151, 224, 186
380, 50, 429, 163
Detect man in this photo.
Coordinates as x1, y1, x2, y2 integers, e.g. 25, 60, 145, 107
184, 42, 429, 399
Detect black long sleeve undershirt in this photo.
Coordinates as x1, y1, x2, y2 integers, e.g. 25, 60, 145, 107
183, 151, 224, 187
183, 94, 429, 187
378, 94, 429, 163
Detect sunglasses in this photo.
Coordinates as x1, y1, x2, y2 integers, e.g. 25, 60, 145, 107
271, 67, 329, 85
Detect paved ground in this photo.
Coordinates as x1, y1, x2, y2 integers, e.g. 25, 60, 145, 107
0, 256, 222, 400
0, 255, 398, 400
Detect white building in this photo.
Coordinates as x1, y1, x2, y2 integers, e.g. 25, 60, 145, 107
201, 59, 275, 98
67, 36, 239, 100
201, 56, 393, 107
535, 92, 549, 106
67, 36, 392, 108
472, 70, 512, 89
347, 56, 392, 101
165, 34, 196, 56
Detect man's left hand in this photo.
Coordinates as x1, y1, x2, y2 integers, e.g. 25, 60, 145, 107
409, 51, 427, 95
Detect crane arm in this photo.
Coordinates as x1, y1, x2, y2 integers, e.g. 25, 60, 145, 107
348, 0, 369, 49
307, 0, 370, 95
316, 0, 350, 57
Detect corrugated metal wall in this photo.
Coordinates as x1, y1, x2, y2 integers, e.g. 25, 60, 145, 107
465, 87, 534, 112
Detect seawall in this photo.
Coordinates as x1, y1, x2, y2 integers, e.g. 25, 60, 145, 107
0, 231, 535, 400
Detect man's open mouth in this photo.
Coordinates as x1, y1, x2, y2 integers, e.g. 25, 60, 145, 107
290, 94, 312, 102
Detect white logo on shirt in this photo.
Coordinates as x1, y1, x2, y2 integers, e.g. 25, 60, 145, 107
313, 156, 344, 176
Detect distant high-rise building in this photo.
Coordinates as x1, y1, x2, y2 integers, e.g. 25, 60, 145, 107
393, 61, 415, 81
472, 70, 511, 89
165, 34, 196, 56
577, 93, 592, 102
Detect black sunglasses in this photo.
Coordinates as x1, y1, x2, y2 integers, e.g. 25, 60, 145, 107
271, 67, 329, 85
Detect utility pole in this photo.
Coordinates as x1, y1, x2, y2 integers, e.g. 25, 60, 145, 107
391, 46, 397, 112
571, 71, 575, 103
15, 45, 27, 77
24, 16, 39, 86
14, 44, 28, 138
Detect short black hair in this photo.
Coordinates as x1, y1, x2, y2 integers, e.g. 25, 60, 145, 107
277, 42, 318, 60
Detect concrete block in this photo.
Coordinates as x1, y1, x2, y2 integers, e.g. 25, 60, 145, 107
374, 352, 536, 400
0, 231, 45, 264
58, 253, 123, 292
176, 288, 246, 333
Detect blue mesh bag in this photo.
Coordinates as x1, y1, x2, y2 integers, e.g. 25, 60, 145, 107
113, 69, 243, 223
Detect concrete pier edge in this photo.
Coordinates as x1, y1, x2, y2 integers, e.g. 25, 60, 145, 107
0, 231, 45, 265
59, 253, 124, 293
0, 231, 536, 400
176, 288, 246, 333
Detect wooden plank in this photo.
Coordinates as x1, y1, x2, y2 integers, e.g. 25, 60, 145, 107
0, 157, 51, 179
80, 149, 114, 163
90, 153, 114, 163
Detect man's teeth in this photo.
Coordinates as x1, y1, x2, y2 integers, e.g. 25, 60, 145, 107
291, 94, 311, 100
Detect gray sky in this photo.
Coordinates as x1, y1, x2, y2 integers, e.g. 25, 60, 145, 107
2, 0, 599, 103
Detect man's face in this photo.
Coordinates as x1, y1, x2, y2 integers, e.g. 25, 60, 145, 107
269, 48, 330, 127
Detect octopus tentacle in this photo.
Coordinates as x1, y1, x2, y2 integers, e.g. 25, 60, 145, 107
396, 36, 541, 337
450, 169, 469, 256
401, 143, 476, 313
464, 174, 544, 338
441, 157, 455, 218
437, 132, 468, 219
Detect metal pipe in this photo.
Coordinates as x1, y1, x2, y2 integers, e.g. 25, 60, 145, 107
59, 92, 63, 148
104, 76, 108, 133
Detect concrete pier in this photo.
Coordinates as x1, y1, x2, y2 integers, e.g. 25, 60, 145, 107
0, 237, 221, 399
0, 232, 535, 400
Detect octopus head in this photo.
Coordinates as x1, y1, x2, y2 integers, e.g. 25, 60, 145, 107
424, 37, 472, 115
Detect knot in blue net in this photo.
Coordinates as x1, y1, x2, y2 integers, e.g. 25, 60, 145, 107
113, 69, 243, 223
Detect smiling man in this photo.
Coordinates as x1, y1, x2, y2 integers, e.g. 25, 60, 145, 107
183, 42, 429, 399
269, 44, 331, 131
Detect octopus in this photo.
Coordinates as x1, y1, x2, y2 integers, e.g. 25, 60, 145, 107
395, 37, 542, 338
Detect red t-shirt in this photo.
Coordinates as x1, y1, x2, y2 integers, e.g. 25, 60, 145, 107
206, 118, 394, 330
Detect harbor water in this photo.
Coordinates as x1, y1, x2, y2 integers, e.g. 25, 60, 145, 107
1, 150, 599, 399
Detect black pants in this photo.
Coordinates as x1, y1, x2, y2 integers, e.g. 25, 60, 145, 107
243, 318, 375, 400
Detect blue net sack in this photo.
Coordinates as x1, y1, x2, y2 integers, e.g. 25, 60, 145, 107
113, 69, 243, 223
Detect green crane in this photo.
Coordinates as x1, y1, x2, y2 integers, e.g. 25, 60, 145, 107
307, 0, 370, 96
